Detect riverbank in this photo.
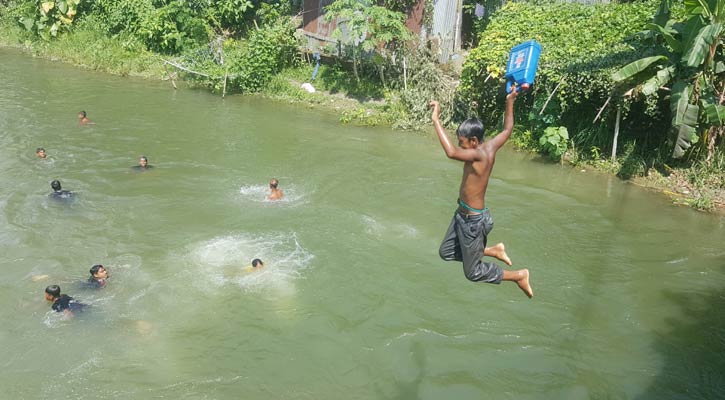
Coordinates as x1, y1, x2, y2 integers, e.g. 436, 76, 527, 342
1, 21, 722, 213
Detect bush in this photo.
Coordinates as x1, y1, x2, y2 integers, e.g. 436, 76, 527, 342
227, 17, 298, 92
459, 0, 680, 158
90, 0, 155, 36
17, 0, 83, 40
539, 126, 568, 161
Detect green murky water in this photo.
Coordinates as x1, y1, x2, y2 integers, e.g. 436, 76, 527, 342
1, 48, 724, 399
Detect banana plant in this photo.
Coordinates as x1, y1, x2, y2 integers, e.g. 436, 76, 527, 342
612, 0, 724, 159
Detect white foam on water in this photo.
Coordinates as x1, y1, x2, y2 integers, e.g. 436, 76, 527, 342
186, 232, 313, 295
362, 214, 419, 239
238, 183, 309, 206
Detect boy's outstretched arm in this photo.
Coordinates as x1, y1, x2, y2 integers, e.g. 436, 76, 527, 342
486, 88, 519, 152
429, 101, 480, 162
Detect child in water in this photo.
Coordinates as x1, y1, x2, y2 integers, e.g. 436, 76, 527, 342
430, 85, 533, 298
243, 258, 264, 273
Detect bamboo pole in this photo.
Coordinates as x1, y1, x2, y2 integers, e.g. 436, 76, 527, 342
612, 105, 621, 161
222, 69, 228, 98
163, 64, 177, 90
540, 75, 566, 115
593, 95, 611, 123
402, 56, 407, 91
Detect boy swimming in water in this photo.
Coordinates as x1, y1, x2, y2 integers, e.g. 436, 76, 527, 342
132, 155, 153, 171
430, 86, 533, 298
78, 111, 93, 125
44, 285, 85, 317
267, 178, 284, 201
87, 264, 109, 289
243, 258, 264, 273
49, 180, 74, 200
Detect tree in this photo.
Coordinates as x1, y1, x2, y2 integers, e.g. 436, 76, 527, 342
612, 0, 724, 161
324, 0, 411, 83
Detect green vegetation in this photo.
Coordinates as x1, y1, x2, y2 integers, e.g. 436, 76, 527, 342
0, 0, 722, 211
539, 126, 569, 161
461, 0, 723, 209
612, 0, 724, 161
324, 0, 411, 83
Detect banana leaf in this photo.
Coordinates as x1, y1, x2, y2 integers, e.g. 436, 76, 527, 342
685, 23, 723, 67
612, 56, 667, 82
670, 81, 700, 158
654, 0, 672, 27
702, 99, 725, 124
684, 0, 709, 16
642, 65, 676, 95
672, 123, 698, 157
671, 80, 693, 126
646, 22, 682, 52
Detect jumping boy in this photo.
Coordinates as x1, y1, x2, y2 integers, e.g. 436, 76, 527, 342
430, 87, 533, 298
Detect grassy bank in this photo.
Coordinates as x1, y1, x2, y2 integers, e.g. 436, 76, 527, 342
1, 16, 722, 213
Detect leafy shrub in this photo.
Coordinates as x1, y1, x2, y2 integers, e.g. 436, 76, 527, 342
227, 16, 298, 92
459, 0, 678, 157
19, 0, 82, 40
539, 126, 568, 161
396, 44, 459, 129
90, 0, 155, 36
137, 1, 208, 53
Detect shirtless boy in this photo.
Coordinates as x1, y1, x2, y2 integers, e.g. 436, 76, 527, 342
267, 178, 284, 201
430, 87, 533, 298
78, 111, 93, 125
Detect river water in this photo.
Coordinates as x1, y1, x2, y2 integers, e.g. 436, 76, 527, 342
1, 48, 724, 399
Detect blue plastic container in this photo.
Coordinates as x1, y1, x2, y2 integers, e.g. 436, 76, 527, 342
505, 40, 542, 93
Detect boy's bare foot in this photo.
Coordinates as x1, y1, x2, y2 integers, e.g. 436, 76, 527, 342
501, 268, 533, 298
485, 242, 512, 266
517, 269, 533, 298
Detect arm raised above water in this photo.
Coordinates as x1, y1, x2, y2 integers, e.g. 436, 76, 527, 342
430, 101, 483, 162
485, 87, 519, 153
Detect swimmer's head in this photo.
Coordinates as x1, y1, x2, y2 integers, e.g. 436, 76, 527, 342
456, 118, 485, 146
78, 111, 87, 119
51, 180, 61, 191
139, 156, 148, 167
45, 285, 61, 301
269, 179, 279, 189
90, 264, 108, 280
252, 259, 264, 268
36, 147, 46, 158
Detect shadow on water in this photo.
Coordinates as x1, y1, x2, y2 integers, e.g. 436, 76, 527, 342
378, 341, 426, 400
636, 286, 725, 400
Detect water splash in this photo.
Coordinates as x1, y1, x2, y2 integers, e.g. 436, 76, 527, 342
238, 183, 309, 206
186, 232, 314, 294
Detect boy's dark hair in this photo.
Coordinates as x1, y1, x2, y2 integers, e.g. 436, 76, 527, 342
456, 118, 485, 141
90, 264, 104, 276
252, 259, 263, 268
269, 179, 278, 189
79, 111, 87, 117
140, 156, 148, 161
45, 285, 61, 298
36, 147, 45, 153
51, 180, 61, 191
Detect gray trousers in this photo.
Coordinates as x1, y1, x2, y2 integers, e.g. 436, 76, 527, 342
439, 209, 503, 284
